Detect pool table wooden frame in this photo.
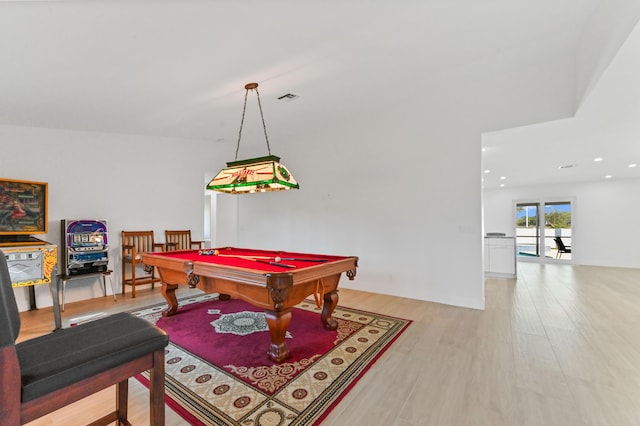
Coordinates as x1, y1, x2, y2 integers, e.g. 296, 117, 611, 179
141, 249, 358, 362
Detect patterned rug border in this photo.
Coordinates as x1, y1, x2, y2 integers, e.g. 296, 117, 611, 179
133, 294, 412, 425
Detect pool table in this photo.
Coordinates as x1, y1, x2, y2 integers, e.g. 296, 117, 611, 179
141, 247, 358, 362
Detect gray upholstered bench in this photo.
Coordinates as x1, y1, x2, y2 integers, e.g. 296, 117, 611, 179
0, 252, 169, 425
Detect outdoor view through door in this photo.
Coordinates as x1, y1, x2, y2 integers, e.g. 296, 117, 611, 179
515, 201, 572, 261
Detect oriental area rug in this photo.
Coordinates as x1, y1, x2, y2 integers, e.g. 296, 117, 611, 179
133, 294, 410, 425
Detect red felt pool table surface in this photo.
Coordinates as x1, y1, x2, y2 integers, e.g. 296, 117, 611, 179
141, 247, 358, 362
149, 246, 351, 272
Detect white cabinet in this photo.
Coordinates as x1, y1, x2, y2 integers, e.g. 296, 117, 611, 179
484, 237, 516, 279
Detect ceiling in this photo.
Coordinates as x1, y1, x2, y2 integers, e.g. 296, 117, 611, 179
482, 16, 640, 189
1, 1, 637, 189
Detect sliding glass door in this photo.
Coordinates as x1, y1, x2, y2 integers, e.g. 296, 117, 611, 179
515, 203, 540, 257
544, 202, 572, 260
515, 200, 573, 262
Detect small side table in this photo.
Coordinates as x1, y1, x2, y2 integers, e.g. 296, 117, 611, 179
56, 270, 116, 312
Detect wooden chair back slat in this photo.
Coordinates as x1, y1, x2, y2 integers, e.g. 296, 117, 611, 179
122, 231, 155, 255
165, 230, 202, 251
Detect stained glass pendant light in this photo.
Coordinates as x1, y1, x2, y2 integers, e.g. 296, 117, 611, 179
207, 83, 299, 194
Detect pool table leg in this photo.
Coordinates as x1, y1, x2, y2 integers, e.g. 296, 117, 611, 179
265, 309, 292, 363
161, 283, 180, 316
322, 290, 339, 330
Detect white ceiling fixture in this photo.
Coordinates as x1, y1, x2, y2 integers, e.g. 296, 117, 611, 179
277, 93, 300, 102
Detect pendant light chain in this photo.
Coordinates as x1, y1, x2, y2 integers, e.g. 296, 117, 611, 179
234, 83, 272, 161
254, 87, 272, 156
234, 88, 249, 161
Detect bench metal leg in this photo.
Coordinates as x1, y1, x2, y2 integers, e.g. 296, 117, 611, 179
102, 273, 117, 302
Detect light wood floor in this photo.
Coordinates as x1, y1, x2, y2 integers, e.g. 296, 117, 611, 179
19, 262, 640, 425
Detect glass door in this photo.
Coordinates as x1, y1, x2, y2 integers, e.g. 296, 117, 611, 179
515, 203, 540, 257
544, 202, 572, 260
515, 200, 573, 261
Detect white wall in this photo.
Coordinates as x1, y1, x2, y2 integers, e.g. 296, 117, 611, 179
210, 192, 238, 248
1, 124, 216, 311
483, 178, 640, 268
228, 52, 577, 310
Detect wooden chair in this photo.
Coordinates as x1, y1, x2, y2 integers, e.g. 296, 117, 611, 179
0, 251, 169, 425
165, 229, 203, 251
121, 230, 165, 298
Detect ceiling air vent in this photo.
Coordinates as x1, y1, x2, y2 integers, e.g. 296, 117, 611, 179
558, 164, 577, 169
277, 93, 299, 102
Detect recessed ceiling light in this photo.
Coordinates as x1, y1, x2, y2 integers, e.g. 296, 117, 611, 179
499, 184, 505, 187
594, 157, 603, 162
605, 175, 612, 179
484, 169, 491, 174
500, 176, 506, 180
629, 164, 638, 168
